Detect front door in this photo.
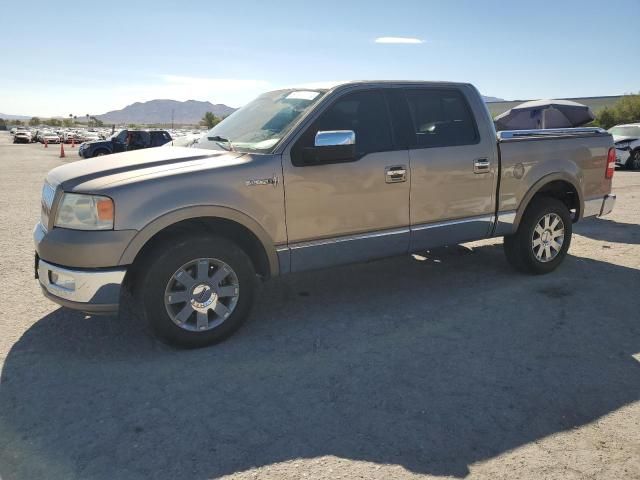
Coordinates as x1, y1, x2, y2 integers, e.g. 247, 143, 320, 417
282, 89, 410, 272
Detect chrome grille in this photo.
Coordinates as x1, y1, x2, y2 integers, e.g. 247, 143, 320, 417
41, 182, 57, 230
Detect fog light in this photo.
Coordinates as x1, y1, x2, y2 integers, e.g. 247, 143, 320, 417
49, 271, 75, 290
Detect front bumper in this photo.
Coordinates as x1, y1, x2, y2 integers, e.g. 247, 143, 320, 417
37, 257, 126, 314
583, 194, 616, 218
33, 222, 137, 268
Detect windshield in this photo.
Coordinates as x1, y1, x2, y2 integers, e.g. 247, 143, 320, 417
609, 126, 640, 137
196, 89, 326, 152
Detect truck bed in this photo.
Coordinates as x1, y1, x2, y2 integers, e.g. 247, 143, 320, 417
495, 127, 613, 227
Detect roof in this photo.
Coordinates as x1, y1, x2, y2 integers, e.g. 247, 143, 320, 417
281, 80, 471, 91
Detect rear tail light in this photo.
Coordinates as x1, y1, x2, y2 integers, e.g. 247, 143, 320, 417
606, 147, 616, 179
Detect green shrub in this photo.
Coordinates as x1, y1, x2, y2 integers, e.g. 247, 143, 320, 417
593, 93, 640, 129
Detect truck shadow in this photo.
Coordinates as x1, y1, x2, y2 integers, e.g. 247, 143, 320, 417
575, 217, 640, 245
1, 244, 639, 479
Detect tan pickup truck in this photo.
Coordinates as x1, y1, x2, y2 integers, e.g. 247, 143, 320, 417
34, 81, 616, 347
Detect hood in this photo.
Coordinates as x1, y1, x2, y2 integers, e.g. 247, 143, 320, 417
47, 146, 247, 191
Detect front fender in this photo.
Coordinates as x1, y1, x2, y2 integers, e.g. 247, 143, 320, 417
118, 205, 280, 276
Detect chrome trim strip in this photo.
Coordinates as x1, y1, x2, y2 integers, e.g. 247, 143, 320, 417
288, 227, 410, 250
493, 210, 517, 236
411, 215, 493, 232
276, 245, 291, 274
498, 127, 607, 140
497, 210, 517, 225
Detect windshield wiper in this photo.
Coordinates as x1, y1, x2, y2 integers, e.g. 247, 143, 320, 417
207, 135, 234, 151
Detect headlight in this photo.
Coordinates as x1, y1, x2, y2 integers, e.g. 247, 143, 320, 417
54, 193, 114, 230
615, 141, 631, 150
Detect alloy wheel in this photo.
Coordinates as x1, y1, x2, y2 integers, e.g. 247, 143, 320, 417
531, 213, 565, 263
164, 258, 240, 332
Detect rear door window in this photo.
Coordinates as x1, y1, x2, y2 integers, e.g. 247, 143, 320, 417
404, 89, 479, 148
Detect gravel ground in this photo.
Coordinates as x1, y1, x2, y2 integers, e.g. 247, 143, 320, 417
0, 132, 639, 480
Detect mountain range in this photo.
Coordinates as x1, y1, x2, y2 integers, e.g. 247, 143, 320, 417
96, 99, 237, 125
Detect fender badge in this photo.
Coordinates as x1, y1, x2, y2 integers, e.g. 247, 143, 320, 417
246, 176, 279, 187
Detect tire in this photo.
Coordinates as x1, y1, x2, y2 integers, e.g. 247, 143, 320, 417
92, 150, 108, 157
628, 150, 640, 170
136, 235, 257, 348
503, 197, 572, 275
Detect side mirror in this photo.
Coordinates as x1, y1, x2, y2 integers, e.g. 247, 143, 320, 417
314, 130, 355, 147
301, 130, 357, 165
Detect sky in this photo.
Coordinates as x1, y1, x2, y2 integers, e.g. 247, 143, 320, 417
1, 0, 638, 117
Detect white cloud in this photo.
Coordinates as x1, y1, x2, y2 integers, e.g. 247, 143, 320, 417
374, 37, 424, 44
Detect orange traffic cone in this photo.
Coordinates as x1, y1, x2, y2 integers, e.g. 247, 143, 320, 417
71, 137, 75, 148
44, 139, 48, 148
60, 142, 65, 158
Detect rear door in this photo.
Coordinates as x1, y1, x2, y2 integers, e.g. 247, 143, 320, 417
399, 86, 498, 250
282, 88, 410, 272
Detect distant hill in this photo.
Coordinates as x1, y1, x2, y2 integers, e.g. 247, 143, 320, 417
0, 113, 31, 121
482, 96, 504, 102
96, 99, 236, 125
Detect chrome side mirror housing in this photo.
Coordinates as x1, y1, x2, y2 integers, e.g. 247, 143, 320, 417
314, 130, 355, 147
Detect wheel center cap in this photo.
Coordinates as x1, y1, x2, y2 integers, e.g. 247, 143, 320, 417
191, 284, 217, 311
541, 230, 552, 244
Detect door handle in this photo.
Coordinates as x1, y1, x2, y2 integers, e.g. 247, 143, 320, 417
473, 158, 490, 174
385, 165, 407, 183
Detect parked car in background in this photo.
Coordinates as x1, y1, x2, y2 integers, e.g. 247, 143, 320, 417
34, 81, 616, 348
163, 132, 201, 147
41, 132, 61, 144
609, 123, 640, 170
80, 132, 101, 143
78, 129, 172, 158
13, 131, 32, 143
62, 132, 81, 144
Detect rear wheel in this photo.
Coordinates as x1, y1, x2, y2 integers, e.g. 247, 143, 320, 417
504, 197, 572, 274
136, 235, 257, 348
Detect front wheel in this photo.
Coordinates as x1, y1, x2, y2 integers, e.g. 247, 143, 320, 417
504, 197, 572, 275
136, 235, 257, 348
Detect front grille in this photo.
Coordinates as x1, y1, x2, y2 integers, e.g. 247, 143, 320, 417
41, 182, 57, 230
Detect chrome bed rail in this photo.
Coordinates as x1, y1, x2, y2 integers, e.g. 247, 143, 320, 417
498, 127, 608, 141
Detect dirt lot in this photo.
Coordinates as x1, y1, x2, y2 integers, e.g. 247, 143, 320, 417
0, 132, 638, 480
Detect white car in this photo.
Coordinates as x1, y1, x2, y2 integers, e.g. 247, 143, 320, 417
13, 131, 32, 144
82, 132, 101, 142
609, 123, 640, 170
41, 132, 61, 144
